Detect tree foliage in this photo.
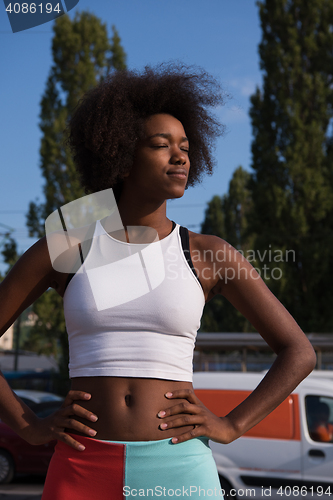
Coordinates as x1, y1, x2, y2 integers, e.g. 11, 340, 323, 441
27, 12, 125, 237
1, 237, 18, 271
201, 167, 255, 332
249, 0, 333, 331
201, 0, 333, 334
25, 12, 127, 372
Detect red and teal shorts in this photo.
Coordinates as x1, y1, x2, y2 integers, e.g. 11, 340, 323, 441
42, 434, 223, 499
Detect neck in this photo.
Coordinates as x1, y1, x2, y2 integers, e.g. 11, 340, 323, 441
116, 191, 172, 236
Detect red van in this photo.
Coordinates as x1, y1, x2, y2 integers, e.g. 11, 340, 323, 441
193, 372, 333, 497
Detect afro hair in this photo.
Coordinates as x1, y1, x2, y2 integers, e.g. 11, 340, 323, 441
67, 63, 226, 201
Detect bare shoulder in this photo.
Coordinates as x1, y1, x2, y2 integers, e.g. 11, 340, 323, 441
188, 230, 223, 252
0, 224, 95, 330
188, 230, 246, 269
189, 231, 233, 251
187, 230, 246, 300
0, 236, 58, 335
189, 229, 266, 293
6, 236, 54, 278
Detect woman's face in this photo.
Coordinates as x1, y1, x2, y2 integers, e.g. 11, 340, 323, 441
122, 113, 190, 202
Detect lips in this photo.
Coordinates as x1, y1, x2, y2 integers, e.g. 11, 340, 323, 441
167, 168, 187, 179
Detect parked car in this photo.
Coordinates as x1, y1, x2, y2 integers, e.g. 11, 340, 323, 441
0, 390, 64, 483
193, 372, 333, 497
13, 389, 64, 407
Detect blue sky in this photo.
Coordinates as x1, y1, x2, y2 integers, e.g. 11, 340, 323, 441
0, 0, 262, 270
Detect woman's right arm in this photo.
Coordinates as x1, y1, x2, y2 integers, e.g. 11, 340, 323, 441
0, 236, 97, 451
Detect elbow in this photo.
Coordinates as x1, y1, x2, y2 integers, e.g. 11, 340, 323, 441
285, 340, 317, 379
302, 344, 317, 376
309, 348, 317, 372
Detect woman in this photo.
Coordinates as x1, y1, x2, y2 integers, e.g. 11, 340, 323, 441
0, 65, 316, 498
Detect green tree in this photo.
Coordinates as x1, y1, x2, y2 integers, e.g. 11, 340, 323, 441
0, 224, 16, 279
201, 195, 226, 240
201, 167, 255, 332
1, 237, 18, 271
222, 166, 254, 253
1, 238, 25, 359
26, 12, 127, 375
249, 0, 333, 331
110, 25, 127, 71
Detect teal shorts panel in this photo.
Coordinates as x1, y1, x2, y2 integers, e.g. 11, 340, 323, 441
116, 437, 223, 498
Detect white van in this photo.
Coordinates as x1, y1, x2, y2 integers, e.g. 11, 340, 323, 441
193, 372, 333, 496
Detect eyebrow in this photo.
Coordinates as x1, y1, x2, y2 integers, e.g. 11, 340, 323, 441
147, 133, 189, 143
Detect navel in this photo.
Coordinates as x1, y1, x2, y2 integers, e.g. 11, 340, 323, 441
124, 394, 131, 407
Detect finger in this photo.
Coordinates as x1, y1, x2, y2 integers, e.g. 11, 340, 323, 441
170, 427, 202, 444
57, 431, 87, 451
159, 415, 201, 430
60, 417, 98, 437
62, 403, 98, 422
62, 390, 91, 407
165, 389, 199, 405
158, 402, 200, 418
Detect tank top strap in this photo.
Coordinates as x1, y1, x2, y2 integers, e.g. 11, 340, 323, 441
179, 225, 200, 282
64, 221, 97, 291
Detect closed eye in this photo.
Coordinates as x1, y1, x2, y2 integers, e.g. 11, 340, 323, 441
151, 144, 189, 153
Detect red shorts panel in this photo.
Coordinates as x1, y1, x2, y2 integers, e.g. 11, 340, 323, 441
42, 436, 125, 500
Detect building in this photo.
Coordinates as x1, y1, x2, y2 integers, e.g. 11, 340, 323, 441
0, 324, 14, 350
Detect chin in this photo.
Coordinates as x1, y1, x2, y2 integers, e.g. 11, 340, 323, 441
168, 190, 185, 200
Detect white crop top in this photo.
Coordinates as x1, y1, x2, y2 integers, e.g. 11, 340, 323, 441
63, 221, 205, 382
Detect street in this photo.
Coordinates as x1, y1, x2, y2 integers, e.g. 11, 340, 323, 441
0, 476, 43, 500
0, 480, 329, 500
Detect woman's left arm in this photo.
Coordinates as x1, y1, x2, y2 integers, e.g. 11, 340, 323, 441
158, 238, 317, 444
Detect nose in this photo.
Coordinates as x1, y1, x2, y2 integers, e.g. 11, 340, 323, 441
170, 150, 187, 165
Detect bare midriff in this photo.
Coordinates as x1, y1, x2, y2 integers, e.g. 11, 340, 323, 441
69, 377, 195, 441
